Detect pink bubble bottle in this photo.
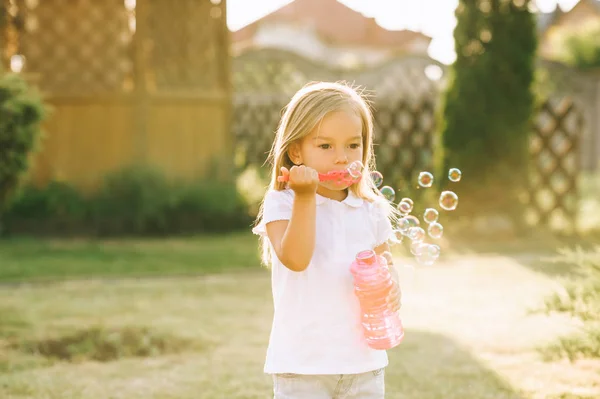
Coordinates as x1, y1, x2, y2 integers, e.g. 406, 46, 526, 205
350, 249, 404, 350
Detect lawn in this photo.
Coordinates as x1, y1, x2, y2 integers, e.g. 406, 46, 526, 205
0, 232, 258, 282
1, 233, 600, 398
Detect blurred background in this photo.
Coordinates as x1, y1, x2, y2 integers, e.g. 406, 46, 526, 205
1, 1, 600, 398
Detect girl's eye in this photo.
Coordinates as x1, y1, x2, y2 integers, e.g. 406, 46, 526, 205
319, 144, 331, 149
349, 143, 361, 149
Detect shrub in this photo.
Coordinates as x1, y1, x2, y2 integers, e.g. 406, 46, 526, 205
4, 166, 252, 236
0, 73, 47, 228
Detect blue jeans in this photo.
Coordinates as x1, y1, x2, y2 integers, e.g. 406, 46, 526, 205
272, 368, 385, 399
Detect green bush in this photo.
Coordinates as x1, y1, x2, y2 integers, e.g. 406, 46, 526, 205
90, 166, 176, 236
0, 73, 47, 217
4, 166, 251, 236
4, 181, 88, 234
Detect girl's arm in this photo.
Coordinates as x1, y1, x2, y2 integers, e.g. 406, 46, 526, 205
266, 165, 319, 272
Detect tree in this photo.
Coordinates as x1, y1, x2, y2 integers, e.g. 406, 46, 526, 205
438, 0, 537, 230
0, 73, 47, 231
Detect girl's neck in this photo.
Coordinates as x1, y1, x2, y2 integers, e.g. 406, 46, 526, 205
316, 186, 348, 202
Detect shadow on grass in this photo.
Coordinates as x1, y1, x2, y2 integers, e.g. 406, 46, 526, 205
384, 329, 525, 399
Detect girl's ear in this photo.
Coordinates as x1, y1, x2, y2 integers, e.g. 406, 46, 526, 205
287, 142, 302, 165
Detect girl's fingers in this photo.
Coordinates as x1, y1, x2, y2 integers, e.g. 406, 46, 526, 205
278, 167, 290, 182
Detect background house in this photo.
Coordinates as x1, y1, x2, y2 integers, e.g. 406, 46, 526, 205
537, 0, 600, 60
230, 0, 432, 68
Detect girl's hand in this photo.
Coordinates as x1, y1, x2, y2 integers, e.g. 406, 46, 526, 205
387, 263, 402, 313
281, 165, 319, 197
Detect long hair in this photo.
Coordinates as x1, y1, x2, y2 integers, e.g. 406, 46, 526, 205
255, 81, 398, 266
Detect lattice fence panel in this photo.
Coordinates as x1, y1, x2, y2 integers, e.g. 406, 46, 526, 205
526, 96, 583, 232
233, 94, 288, 172
13, 0, 134, 94
373, 96, 437, 189
146, 0, 226, 91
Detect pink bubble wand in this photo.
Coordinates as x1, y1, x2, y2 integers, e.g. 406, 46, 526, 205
277, 161, 364, 185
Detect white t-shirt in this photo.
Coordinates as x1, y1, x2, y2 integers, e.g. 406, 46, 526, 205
252, 188, 393, 375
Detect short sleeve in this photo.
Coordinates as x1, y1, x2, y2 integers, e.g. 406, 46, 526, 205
373, 198, 393, 247
252, 189, 294, 237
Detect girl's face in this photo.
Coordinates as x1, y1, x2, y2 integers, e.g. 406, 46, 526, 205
289, 110, 364, 196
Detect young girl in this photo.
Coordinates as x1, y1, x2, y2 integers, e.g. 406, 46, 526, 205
252, 81, 402, 398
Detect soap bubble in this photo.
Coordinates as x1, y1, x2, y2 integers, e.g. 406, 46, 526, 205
397, 217, 412, 235
418, 171, 434, 188
370, 171, 384, 188
428, 222, 444, 239
417, 251, 436, 266
380, 186, 395, 202
400, 197, 414, 208
387, 230, 404, 246
428, 244, 441, 258
448, 168, 462, 182
348, 161, 364, 178
408, 227, 426, 242
405, 215, 420, 228
416, 254, 435, 266
397, 199, 413, 214
439, 191, 459, 211
423, 208, 439, 224
410, 241, 428, 256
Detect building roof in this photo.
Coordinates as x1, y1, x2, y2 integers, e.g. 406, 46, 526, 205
230, 0, 432, 49
536, 0, 600, 35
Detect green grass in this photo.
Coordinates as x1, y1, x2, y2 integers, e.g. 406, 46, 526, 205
1, 237, 600, 398
0, 232, 260, 282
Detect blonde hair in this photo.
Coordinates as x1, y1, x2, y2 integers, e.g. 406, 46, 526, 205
255, 81, 398, 266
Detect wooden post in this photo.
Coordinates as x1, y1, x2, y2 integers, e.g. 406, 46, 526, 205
220, 0, 233, 180
133, 0, 149, 164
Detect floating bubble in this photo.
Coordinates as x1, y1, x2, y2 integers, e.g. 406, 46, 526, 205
380, 186, 395, 202
428, 244, 441, 258
418, 171, 434, 188
400, 197, 414, 208
408, 226, 426, 242
397, 199, 413, 214
417, 251, 436, 266
410, 241, 428, 256
387, 230, 404, 246
423, 208, 439, 224
428, 222, 444, 239
414, 244, 441, 266
397, 217, 412, 235
448, 168, 462, 182
370, 171, 384, 188
348, 161, 364, 178
439, 191, 459, 211
405, 215, 420, 229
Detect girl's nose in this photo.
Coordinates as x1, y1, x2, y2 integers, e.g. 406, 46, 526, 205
335, 152, 349, 164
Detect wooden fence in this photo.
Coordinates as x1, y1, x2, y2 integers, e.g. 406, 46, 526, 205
1, 0, 231, 191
